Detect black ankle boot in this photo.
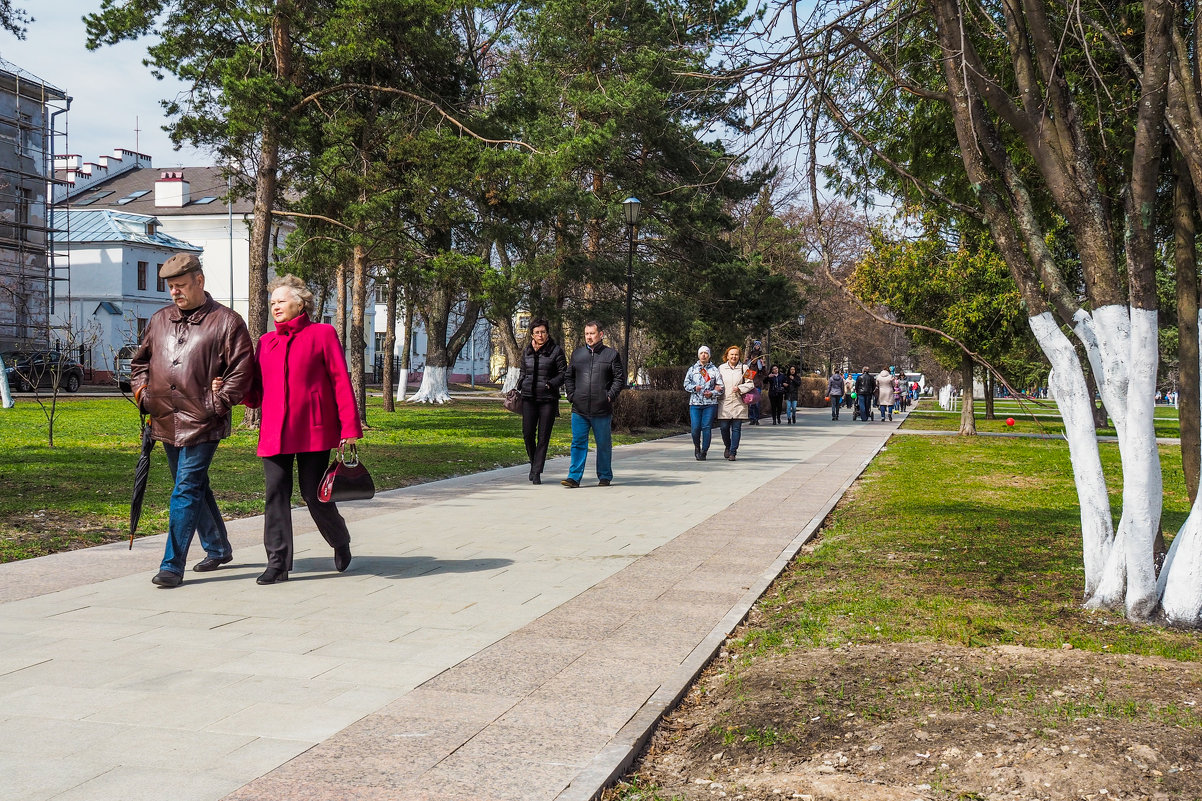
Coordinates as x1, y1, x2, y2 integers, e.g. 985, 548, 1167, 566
257, 568, 289, 585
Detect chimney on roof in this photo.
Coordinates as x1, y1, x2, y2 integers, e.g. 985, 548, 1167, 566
154, 170, 190, 207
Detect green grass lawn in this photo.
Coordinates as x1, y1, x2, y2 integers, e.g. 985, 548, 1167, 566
3, 396, 685, 562
735, 434, 1200, 662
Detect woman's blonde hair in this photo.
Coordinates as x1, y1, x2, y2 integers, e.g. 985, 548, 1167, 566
724, 345, 742, 360
267, 274, 315, 318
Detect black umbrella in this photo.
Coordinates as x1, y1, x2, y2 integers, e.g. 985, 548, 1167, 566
129, 416, 154, 549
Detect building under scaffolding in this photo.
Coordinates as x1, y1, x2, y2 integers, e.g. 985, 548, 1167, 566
0, 57, 67, 353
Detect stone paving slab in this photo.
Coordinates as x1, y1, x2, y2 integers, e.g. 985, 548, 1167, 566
0, 407, 896, 801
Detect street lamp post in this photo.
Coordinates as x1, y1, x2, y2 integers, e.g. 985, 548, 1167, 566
622, 197, 642, 378
797, 313, 807, 373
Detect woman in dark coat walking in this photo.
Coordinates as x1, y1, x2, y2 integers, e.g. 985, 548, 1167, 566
783, 365, 801, 424
764, 365, 786, 424
518, 318, 567, 484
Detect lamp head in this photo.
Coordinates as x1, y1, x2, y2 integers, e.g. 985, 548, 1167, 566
623, 197, 642, 227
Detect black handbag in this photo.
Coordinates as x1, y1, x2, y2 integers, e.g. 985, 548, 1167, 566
503, 388, 523, 414
318, 443, 375, 503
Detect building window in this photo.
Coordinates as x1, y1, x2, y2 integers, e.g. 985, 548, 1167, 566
18, 112, 32, 154
16, 187, 30, 241
137, 261, 148, 291
136, 318, 149, 339
156, 270, 165, 292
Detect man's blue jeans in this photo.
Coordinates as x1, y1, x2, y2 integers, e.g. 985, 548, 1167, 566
689, 404, 717, 453
161, 441, 232, 575
568, 412, 613, 481
858, 395, 871, 421
718, 419, 742, 454
830, 395, 842, 418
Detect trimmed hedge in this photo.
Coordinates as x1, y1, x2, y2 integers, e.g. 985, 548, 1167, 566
612, 389, 689, 432
799, 375, 828, 407
645, 366, 688, 390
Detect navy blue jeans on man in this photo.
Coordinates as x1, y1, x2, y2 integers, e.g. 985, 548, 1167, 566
160, 441, 233, 576
568, 412, 613, 483
858, 394, 872, 422
689, 404, 717, 455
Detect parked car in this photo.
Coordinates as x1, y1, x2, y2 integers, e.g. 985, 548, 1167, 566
1, 351, 85, 393
113, 344, 137, 392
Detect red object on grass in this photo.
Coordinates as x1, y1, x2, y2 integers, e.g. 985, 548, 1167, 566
1006, 417, 1015, 426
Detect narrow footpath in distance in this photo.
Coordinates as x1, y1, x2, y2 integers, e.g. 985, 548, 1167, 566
0, 406, 899, 801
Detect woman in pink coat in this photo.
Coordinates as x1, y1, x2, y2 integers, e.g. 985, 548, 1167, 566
222, 274, 363, 584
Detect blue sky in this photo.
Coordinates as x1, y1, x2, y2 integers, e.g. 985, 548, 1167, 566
0, 1, 207, 168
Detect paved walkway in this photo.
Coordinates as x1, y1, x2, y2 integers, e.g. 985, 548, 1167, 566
0, 407, 897, 801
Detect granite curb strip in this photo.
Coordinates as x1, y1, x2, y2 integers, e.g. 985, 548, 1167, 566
554, 431, 892, 801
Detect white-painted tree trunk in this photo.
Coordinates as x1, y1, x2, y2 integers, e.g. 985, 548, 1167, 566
0, 354, 12, 409
1076, 306, 1161, 618
1113, 309, 1163, 619
500, 365, 521, 394
1158, 325, 1202, 626
1069, 308, 1130, 609
409, 366, 451, 404
1028, 312, 1114, 599
1032, 305, 1165, 620
1158, 493, 1202, 626
395, 375, 407, 404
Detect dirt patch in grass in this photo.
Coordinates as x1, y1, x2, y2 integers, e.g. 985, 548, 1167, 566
616, 641, 1202, 801
1, 510, 126, 561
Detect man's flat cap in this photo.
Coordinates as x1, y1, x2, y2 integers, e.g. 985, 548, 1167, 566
159, 253, 202, 279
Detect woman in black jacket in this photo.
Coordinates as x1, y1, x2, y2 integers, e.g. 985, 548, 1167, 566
518, 318, 567, 484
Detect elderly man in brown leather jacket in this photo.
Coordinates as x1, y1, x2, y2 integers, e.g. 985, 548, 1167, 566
131, 253, 254, 587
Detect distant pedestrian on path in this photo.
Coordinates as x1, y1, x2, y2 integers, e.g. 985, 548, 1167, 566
131, 253, 254, 588
854, 368, 875, 422
843, 373, 855, 411
684, 345, 724, 460
226, 275, 362, 585
716, 346, 755, 461
765, 365, 786, 424
784, 365, 801, 424
562, 321, 625, 488
746, 342, 766, 424
827, 369, 844, 420
875, 368, 895, 422
518, 318, 567, 485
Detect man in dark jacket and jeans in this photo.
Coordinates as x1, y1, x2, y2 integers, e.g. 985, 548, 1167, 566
853, 367, 875, 423
131, 253, 254, 587
562, 320, 625, 488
